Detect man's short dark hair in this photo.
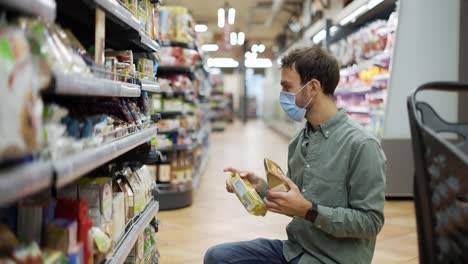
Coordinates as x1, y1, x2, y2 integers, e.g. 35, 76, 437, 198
281, 46, 340, 96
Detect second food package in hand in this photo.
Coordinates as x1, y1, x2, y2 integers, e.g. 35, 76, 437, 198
228, 172, 267, 216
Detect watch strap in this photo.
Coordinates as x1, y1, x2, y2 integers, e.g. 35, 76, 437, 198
305, 202, 318, 223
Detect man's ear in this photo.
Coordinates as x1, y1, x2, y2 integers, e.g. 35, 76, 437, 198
308, 79, 321, 97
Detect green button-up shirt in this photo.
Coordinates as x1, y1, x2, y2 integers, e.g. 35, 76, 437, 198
270, 109, 386, 264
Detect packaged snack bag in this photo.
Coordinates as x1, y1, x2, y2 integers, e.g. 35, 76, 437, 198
264, 158, 290, 192
229, 173, 267, 216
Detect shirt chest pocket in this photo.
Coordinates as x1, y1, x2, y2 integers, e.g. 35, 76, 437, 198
303, 167, 347, 208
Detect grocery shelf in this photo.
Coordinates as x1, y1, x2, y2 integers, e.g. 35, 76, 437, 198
53, 71, 141, 97
0, 161, 54, 206
159, 40, 197, 50
192, 152, 209, 189
157, 143, 199, 152
56, 0, 159, 53
1, 0, 57, 22
159, 110, 195, 117
157, 66, 196, 80
95, 0, 140, 31
140, 79, 161, 93
105, 200, 159, 264
54, 126, 157, 188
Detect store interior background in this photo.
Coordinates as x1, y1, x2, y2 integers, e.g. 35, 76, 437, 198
158, 0, 466, 262
1, 0, 467, 263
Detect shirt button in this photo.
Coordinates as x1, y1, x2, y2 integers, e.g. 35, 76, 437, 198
306, 164, 310, 168
317, 225, 322, 229
301, 188, 306, 193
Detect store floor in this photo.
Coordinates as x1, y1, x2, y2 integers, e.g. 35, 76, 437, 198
157, 121, 419, 264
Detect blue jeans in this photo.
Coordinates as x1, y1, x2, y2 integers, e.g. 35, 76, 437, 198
204, 238, 302, 264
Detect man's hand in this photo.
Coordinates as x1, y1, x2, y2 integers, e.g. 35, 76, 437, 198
224, 167, 264, 194
263, 175, 312, 218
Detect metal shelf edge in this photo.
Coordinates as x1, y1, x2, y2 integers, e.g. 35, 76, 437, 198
55, 71, 141, 97
106, 200, 159, 264
140, 80, 161, 93
1, 0, 57, 22
0, 161, 54, 206
140, 33, 160, 52
55, 127, 157, 187
95, 0, 140, 31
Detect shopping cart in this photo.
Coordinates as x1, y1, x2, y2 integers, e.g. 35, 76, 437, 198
407, 82, 468, 264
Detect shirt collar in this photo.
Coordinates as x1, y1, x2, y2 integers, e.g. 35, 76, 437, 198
304, 108, 348, 139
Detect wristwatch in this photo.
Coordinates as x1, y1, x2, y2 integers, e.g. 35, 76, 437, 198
305, 202, 318, 223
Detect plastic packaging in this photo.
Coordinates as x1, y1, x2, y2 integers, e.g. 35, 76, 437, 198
229, 173, 267, 216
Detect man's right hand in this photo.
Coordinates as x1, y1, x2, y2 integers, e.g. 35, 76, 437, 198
224, 167, 264, 194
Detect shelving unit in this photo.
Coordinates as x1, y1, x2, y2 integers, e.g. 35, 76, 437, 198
140, 79, 161, 93
54, 126, 157, 187
159, 40, 197, 50
0, 127, 156, 206
158, 143, 199, 153
1, 0, 57, 22
157, 66, 196, 80
53, 71, 141, 97
0, 0, 165, 262
105, 200, 159, 264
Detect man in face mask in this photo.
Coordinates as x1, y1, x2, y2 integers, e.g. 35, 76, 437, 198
204, 46, 387, 264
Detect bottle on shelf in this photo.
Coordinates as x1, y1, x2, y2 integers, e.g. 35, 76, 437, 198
157, 159, 171, 184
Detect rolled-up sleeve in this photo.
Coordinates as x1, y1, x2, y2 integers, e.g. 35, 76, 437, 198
313, 139, 387, 239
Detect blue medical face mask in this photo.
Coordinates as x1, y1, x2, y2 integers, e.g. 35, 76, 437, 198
279, 81, 313, 122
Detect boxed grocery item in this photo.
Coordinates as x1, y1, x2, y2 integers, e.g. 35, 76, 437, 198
264, 158, 290, 192
76, 177, 113, 229
111, 193, 126, 243
55, 199, 88, 223
128, 172, 146, 214
137, 58, 154, 77
229, 173, 267, 216
17, 200, 55, 245
116, 178, 133, 221
45, 219, 78, 254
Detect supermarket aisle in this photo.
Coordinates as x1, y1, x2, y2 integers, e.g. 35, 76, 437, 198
157, 121, 419, 264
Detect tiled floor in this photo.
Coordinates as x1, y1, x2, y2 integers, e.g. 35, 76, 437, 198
157, 121, 419, 264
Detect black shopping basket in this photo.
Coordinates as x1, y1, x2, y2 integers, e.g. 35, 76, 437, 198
407, 82, 468, 264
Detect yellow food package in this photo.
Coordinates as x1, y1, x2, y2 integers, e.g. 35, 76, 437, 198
229, 173, 267, 216
264, 158, 290, 192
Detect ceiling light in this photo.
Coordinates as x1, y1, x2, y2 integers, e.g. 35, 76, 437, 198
208, 58, 239, 68
228, 8, 236, 25
258, 44, 266, 53
313, 29, 326, 44
251, 44, 259, 53
230, 32, 237, 46
245, 58, 272, 68
218, 8, 225, 28
237, 32, 245, 45
194, 24, 208, 32
339, 5, 368, 26
368, 0, 384, 10
201, 44, 219, 52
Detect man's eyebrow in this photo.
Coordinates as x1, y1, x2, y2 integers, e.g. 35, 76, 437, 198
280, 81, 291, 86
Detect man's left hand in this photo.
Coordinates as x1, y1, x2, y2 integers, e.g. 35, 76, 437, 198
263, 176, 312, 217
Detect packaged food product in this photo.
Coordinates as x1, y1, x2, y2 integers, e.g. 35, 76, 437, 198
12, 242, 43, 264
111, 193, 125, 243
45, 219, 78, 254
264, 158, 290, 192
76, 177, 113, 229
120, 0, 137, 16
42, 249, 68, 264
90, 227, 111, 255
229, 173, 267, 216
0, 26, 43, 161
